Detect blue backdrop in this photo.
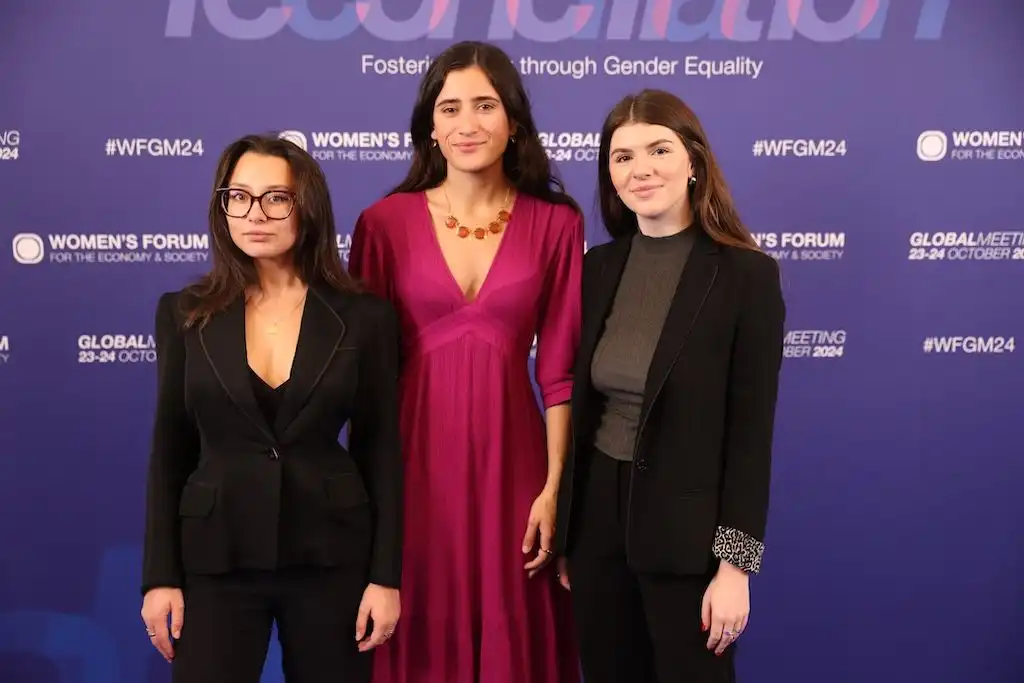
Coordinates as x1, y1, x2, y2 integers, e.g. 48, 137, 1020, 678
2, 1, 1023, 682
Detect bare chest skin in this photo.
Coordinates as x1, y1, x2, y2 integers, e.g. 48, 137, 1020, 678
426, 193, 511, 303
245, 292, 306, 388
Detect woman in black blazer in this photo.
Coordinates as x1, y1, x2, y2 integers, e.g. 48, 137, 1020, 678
139, 134, 402, 683
553, 89, 785, 683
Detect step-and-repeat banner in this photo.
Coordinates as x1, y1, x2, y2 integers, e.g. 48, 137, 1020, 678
1, 2, 1022, 682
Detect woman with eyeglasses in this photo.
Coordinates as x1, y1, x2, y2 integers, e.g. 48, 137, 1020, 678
139, 133, 403, 683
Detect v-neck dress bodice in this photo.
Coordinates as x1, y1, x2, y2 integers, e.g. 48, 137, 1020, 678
350, 190, 585, 683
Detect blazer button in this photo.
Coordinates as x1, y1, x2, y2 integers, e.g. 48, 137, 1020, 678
636, 459, 648, 471
269, 447, 280, 460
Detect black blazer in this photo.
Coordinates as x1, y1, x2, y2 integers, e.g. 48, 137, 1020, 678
555, 227, 785, 576
141, 281, 403, 594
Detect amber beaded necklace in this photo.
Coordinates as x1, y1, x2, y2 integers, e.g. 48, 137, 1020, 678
442, 186, 512, 240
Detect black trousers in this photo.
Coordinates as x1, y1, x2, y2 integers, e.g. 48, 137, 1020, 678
566, 451, 736, 683
171, 565, 371, 683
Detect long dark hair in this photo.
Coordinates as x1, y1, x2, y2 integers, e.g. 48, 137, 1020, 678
389, 40, 580, 214
597, 89, 759, 250
180, 133, 356, 328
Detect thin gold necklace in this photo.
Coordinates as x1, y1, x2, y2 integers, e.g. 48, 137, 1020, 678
252, 292, 306, 335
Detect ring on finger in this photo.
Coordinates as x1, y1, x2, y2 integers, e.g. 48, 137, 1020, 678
540, 548, 552, 555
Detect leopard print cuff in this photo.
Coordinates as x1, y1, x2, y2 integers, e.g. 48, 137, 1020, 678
712, 526, 764, 575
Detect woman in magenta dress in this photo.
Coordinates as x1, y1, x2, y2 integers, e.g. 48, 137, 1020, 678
348, 41, 584, 683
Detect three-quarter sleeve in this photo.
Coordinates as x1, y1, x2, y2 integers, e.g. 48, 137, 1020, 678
141, 292, 200, 594
712, 254, 785, 575
349, 210, 394, 303
534, 209, 585, 409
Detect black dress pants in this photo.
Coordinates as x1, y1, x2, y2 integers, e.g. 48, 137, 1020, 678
566, 451, 736, 683
171, 565, 371, 683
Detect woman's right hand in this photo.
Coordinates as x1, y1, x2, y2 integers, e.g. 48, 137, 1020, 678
141, 587, 184, 662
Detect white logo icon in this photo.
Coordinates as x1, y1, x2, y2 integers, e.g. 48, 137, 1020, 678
12, 233, 44, 264
279, 130, 308, 151
917, 130, 948, 162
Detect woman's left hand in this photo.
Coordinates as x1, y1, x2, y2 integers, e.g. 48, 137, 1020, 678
355, 584, 400, 652
522, 487, 557, 578
701, 562, 750, 656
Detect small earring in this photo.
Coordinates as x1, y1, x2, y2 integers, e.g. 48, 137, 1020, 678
432, 140, 438, 147
510, 135, 516, 143
688, 176, 696, 187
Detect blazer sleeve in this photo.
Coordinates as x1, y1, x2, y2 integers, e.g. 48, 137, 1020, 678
141, 292, 200, 594
713, 254, 785, 575
348, 299, 404, 588
534, 209, 585, 408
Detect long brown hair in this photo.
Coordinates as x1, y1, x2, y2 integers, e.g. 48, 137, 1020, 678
180, 133, 356, 328
389, 40, 580, 214
597, 89, 759, 249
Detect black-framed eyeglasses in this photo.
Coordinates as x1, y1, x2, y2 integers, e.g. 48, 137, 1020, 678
216, 187, 296, 220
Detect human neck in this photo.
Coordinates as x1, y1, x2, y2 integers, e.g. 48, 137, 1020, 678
637, 204, 694, 239
441, 164, 512, 212
251, 259, 305, 300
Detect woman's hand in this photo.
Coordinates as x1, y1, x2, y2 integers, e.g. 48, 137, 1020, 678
141, 587, 184, 662
556, 556, 571, 590
701, 562, 750, 656
355, 584, 400, 652
522, 487, 557, 578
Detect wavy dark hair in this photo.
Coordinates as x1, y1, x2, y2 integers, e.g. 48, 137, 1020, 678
598, 89, 759, 250
389, 40, 579, 214
179, 133, 356, 328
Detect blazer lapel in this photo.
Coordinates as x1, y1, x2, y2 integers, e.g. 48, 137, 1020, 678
199, 296, 276, 443
274, 284, 347, 439
576, 237, 632, 388
639, 229, 719, 426
572, 237, 632, 441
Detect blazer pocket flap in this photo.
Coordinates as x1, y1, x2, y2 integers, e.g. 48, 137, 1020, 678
179, 482, 216, 517
324, 474, 370, 509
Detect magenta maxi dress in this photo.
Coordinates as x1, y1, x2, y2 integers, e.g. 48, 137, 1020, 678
349, 191, 583, 683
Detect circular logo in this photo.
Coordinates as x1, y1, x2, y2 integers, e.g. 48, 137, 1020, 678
917, 130, 948, 162
12, 233, 44, 264
278, 130, 308, 151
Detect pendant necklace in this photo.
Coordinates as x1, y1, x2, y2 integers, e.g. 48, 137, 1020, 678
257, 292, 306, 336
